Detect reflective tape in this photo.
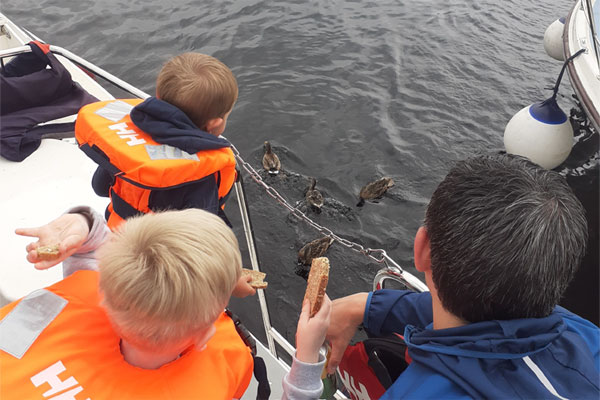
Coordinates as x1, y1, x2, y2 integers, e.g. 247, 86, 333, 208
94, 100, 134, 122
145, 144, 200, 161
0, 289, 67, 359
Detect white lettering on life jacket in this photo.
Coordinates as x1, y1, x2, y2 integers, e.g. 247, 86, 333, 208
30, 360, 91, 400
339, 369, 371, 400
108, 122, 147, 146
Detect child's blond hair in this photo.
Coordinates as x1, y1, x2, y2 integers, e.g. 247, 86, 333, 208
97, 209, 241, 349
156, 53, 238, 131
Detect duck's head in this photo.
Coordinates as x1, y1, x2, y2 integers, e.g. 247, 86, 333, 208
264, 141, 272, 153
382, 177, 394, 188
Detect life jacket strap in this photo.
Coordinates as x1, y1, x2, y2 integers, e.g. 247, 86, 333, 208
78, 142, 121, 177
253, 356, 271, 400
225, 309, 271, 399
110, 188, 144, 221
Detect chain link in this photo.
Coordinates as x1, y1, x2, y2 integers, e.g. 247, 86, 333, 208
230, 144, 405, 272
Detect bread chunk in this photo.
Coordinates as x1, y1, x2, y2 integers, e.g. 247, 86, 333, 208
303, 257, 330, 317
36, 244, 60, 261
242, 268, 268, 289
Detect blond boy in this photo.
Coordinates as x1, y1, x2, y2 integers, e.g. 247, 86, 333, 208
1, 208, 253, 399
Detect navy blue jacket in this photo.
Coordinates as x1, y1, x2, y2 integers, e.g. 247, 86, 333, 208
364, 290, 599, 399
92, 97, 234, 225
1, 42, 97, 161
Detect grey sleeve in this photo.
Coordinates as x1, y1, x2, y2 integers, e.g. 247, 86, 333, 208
62, 206, 110, 278
282, 353, 326, 400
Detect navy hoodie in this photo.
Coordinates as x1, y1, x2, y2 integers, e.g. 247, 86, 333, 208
364, 290, 599, 399
92, 97, 234, 224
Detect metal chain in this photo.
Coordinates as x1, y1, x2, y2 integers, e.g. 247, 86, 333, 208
230, 144, 405, 273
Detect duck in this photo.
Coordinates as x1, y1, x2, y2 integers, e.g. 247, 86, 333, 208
305, 177, 324, 213
262, 141, 281, 175
357, 177, 394, 207
297, 236, 334, 265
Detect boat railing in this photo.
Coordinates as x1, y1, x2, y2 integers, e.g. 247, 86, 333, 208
0, 43, 428, 374
0, 45, 150, 100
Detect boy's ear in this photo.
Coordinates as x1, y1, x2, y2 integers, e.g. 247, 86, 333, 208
194, 324, 216, 351
414, 226, 431, 273
205, 117, 224, 134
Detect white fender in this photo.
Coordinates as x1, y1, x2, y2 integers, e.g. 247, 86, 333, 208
544, 18, 566, 61
504, 98, 573, 169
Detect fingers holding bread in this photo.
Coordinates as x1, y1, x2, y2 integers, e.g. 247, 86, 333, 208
242, 268, 268, 289
303, 257, 330, 317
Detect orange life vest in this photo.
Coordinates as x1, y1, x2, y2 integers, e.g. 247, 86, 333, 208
75, 99, 237, 229
0, 270, 253, 400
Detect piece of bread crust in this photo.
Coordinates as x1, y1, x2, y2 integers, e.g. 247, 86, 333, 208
242, 268, 268, 289
303, 257, 330, 317
36, 244, 60, 261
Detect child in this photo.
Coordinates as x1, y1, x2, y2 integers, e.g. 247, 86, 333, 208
4, 207, 333, 399
3, 208, 252, 399
76, 53, 239, 230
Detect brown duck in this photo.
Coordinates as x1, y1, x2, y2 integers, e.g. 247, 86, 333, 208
357, 177, 394, 207
305, 177, 324, 212
262, 141, 281, 175
297, 236, 334, 265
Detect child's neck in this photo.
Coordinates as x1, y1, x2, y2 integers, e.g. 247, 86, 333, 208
120, 339, 186, 369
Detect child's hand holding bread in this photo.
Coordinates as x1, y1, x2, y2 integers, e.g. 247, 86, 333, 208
15, 212, 91, 270
295, 257, 331, 363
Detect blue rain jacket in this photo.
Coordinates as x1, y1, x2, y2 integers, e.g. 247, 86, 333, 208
364, 290, 599, 399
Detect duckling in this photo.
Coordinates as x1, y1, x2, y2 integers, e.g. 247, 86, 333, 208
305, 177, 324, 213
357, 177, 394, 207
262, 141, 281, 175
297, 236, 334, 265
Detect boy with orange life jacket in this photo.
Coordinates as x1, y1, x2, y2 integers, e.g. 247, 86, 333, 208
75, 52, 238, 231
76, 52, 257, 297
1, 207, 333, 399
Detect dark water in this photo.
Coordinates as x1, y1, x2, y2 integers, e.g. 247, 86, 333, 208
5, 0, 597, 344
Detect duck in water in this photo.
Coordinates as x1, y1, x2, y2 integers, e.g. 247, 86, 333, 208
357, 177, 394, 207
305, 177, 324, 213
297, 236, 334, 266
262, 141, 281, 175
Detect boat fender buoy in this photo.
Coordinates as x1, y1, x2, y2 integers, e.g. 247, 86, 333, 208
544, 17, 566, 61
503, 97, 573, 169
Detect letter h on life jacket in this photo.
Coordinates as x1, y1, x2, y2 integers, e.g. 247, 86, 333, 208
108, 122, 146, 146
30, 360, 90, 400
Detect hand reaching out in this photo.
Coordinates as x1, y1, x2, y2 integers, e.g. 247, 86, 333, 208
231, 274, 257, 298
295, 294, 332, 364
325, 292, 368, 374
15, 213, 90, 270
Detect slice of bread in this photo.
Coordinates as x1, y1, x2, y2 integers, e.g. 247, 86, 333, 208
303, 257, 330, 317
36, 244, 60, 261
242, 268, 268, 289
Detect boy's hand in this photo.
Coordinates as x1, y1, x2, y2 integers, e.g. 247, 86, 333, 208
295, 294, 332, 364
15, 213, 90, 270
232, 274, 257, 298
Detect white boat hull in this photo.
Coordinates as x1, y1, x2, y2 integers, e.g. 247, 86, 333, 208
564, 0, 600, 132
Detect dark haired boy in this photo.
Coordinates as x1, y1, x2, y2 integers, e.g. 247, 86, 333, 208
326, 154, 599, 398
